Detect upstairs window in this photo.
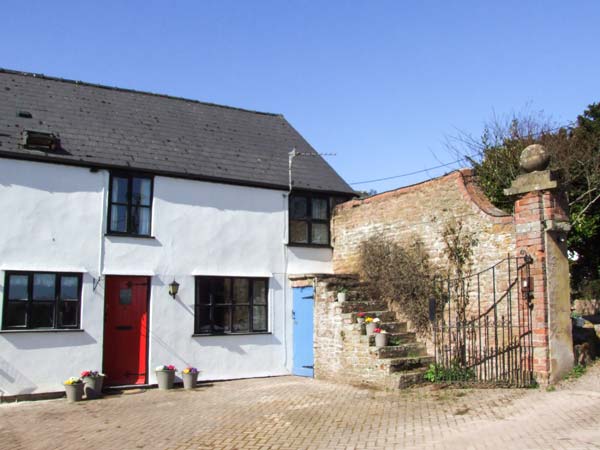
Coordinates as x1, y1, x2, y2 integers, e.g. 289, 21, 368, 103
108, 173, 153, 236
289, 193, 330, 246
2, 272, 82, 330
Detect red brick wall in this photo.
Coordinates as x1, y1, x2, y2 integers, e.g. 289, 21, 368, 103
332, 169, 515, 276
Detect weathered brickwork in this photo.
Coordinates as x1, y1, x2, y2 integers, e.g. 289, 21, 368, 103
332, 170, 515, 277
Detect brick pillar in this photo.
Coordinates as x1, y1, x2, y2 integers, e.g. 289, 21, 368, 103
506, 145, 573, 384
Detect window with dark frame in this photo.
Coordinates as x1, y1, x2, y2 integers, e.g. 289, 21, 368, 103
108, 173, 153, 236
289, 192, 331, 246
2, 272, 82, 330
194, 277, 268, 335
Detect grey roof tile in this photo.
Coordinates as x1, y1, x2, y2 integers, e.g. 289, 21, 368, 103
0, 69, 354, 195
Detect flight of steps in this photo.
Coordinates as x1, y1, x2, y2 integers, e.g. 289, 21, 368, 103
316, 275, 432, 389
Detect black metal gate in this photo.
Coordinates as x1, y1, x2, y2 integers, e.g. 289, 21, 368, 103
430, 254, 535, 387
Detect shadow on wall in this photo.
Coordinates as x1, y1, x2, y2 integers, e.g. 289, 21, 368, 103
0, 355, 37, 395
0, 331, 97, 350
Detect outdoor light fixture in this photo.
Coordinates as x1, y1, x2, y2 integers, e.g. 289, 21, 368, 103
168, 280, 180, 299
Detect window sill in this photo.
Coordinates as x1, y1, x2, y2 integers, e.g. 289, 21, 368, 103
105, 233, 156, 239
287, 243, 333, 249
192, 332, 272, 337
0, 328, 85, 334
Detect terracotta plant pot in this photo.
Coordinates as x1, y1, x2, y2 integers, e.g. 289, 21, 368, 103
64, 383, 84, 403
365, 322, 376, 336
375, 333, 389, 348
337, 292, 346, 303
83, 375, 104, 399
182, 371, 198, 389
156, 369, 175, 390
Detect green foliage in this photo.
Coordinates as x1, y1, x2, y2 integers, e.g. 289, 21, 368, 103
424, 363, 475, 383
455, 104, 600, 298
564, 364, 586, 380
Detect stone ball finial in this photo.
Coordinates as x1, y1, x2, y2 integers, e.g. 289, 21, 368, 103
520, 144, 550, 173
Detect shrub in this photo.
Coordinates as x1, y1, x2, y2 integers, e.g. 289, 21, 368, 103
358, 234, 438, 333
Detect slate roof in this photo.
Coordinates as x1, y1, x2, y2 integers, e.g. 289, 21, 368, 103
0, 69, 354, 195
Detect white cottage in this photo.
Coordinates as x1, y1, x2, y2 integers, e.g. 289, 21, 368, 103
0, 69, 354, 397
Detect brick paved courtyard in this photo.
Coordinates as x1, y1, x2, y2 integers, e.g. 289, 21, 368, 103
1, 366, 600, 450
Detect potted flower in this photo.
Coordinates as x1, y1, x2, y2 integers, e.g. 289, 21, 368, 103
365, 317, 381, 336
337, 287, 347, 303
63, 377, 84, 403
356, 312, 366, 324
374, 328, 388, 347
181, 367, 199, 389
155, 365, 176, 390
81, 370, 105, 399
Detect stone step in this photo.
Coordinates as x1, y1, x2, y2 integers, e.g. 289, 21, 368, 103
342, 311, 397, 325
384, 356, 434, 373
370, 342, 427, 359
388, 368, 428, 389
367, 332, 417, 346
340, 300, 388, 314
378, 322, 408, 333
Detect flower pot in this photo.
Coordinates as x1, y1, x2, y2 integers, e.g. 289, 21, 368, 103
83, 375, 104, 399
357, 317, 365, 325
365, 322, 376, 336
64, 383, 84, 403
337, 292, 346, 303
375, 333, 389, 348
182, 371, 198, 389
156, 369, 175, 390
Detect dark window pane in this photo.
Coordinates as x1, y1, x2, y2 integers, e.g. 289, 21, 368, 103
233, 279, 249, 304
8, 275, 29, 301
290, 220, 308, 243
253, 280, 267, 305
131, 206, 151, 235
119, 288, 132, 305
5, 303, 27, 327
60, 276, 79, 301
112, 177, 129, 203
110, 205, 128, 232
253, 306, 267, 331
290, 196, 308, 219
33, 274, 56, 301
59, 301, 78, 327
311, 223, 329, 245
196, 278, 210, 304
213, 306, 230, 333
210, 278, 225, 304
132, 178, 152, 206
195, 306, 211, 333
312, 198, 328, 220
232, 306, 249, 332
30, 303, 54, 328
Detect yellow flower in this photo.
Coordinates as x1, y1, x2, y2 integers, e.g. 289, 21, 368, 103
365, 317, 373, 323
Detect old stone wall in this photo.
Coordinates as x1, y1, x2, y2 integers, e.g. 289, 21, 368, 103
332, 169, 515, 276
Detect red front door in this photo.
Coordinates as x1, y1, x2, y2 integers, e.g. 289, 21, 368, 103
103, 276, 149, 386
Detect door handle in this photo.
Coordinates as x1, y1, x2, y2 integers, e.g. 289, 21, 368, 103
292, 310, 296, 320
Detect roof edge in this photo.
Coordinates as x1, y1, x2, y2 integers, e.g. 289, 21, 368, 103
0, 151, 355, 197
0, 68, 282, 118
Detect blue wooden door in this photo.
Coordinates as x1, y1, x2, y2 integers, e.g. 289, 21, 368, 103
293, 286, 314, 377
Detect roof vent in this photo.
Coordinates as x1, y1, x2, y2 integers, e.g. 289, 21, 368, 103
21, 130, 61, 151
17, 111, 32, 118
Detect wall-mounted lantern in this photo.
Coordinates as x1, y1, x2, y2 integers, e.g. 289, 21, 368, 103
168, 279, 180, 299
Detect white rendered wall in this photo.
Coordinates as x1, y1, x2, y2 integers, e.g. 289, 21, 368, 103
0, 158, 332, 396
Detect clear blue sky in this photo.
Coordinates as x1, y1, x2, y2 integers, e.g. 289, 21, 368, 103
2, 1, 598, 192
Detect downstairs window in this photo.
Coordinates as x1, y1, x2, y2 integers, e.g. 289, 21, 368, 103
2, 272, 82, 330
194, 277, 268, 335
